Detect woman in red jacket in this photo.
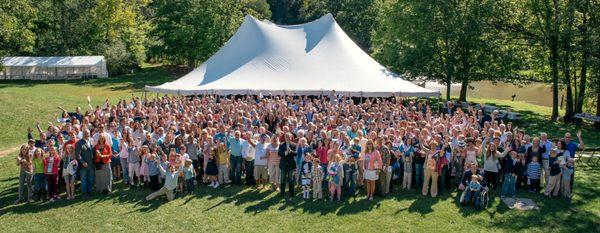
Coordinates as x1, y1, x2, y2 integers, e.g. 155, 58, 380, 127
94, 133, 113, 193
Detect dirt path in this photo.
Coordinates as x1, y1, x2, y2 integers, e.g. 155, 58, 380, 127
0, 146, 20, 158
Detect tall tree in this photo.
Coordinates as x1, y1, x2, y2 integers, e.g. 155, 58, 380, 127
299, 0, 380, 52
372, 0, 522, 101
267, 0, 302, 24
151, 0, 243, 69
0, 0, 37, 58
242, 0, 272, 19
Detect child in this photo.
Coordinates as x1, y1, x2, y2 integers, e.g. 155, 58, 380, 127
15, 145, 33, 204
526, 156, 542, 193
145, 164, 182, 202
463, 174, 483, 203
500, 151, 520, 198
44, 147, 61, 202
544, 149, 562, 197
205, 151, 219, 188
216, 142, 230, 185
328, 154, 344, 201
140, 147, 150, 188
183, 159, 196, 194
32, 148, 47, 201
561, 158, 574, 200
312, 157, 324, 200
301, 154, 313, 199
402, 156, 412, 189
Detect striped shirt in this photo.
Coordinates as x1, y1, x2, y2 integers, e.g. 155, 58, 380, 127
526, 162, 541, 179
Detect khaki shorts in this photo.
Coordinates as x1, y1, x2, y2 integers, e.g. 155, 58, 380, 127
268, 164, 280, 184
254, 165, 268, 180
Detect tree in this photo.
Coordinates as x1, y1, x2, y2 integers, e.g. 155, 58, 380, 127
151, 0, 244, 69
242, 0, 272, 19
29, 0, 149, 75
298, 0, 381, 52
372, 0, 522, 101
0, 0, 37, 57
267, 0, 302, 24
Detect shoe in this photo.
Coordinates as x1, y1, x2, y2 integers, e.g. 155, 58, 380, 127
368, 197, 373, 201
214, 183, 220, 188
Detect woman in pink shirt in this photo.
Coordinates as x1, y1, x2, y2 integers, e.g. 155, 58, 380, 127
362, 140, 382, 200
44, 144, 61, 202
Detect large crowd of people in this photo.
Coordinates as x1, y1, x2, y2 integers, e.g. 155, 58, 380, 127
13, 95, 585, 206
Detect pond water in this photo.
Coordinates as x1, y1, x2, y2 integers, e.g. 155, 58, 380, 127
424, 81, 564, 107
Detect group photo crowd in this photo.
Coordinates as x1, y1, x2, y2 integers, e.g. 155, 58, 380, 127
14, 95, 586, 207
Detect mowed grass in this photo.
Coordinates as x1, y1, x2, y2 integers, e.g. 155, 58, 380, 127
0, 153, 599, 232
0, 65, 172, 150
465, 97, 599, 148
0, 65, 599, 232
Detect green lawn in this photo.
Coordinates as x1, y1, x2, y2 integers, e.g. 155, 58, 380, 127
0, 154, 598, 232
0, 65, 171, 150
0, 65, 599, 232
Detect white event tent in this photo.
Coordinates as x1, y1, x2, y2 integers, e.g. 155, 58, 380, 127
1, 56, 108, 80
146, 14, 438, 97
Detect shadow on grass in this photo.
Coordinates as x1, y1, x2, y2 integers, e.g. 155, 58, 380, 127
1, 170, 599, 232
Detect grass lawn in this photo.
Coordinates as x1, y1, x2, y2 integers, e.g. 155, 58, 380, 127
0, 154, 598, 232
0, 65, 171, 150
0, 65, 599, 232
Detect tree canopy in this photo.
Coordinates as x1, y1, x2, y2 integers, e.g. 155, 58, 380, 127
0, 0, 598, 122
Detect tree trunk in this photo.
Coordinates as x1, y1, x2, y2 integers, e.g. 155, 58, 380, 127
187, 58, 195, 72
446, 76, 451, 101
550, 0, 560, 121
459, 75, 468, 102
596, 90, 600, 129
576, 2, 589, 116
562, 0, 576, 123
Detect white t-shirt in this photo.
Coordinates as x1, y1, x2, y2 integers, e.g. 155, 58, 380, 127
241, 140, 256, 161
254, 142, 268, 166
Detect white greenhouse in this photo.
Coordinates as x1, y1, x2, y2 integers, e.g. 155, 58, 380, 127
1, 56, 108, 80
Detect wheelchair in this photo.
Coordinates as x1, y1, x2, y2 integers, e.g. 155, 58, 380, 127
460, 188, 490, 210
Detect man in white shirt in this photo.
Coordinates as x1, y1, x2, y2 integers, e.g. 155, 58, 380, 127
91, 124, 113, 147
253, 134, 269, 188
241, 131, 257, 186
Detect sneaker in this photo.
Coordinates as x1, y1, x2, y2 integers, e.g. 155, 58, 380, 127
214, 183, 220, 188
368, 197, 373, 201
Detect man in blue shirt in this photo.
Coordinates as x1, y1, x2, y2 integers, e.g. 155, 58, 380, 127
564, 130, 584, 189
228, 130, 244, 185
564, 131, 585, 159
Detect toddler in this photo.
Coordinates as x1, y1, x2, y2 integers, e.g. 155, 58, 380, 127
526, 156, 542, 193
561, 158, 574, 200
183, 159, 196, 194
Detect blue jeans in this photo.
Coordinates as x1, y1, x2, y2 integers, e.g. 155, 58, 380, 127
501, 174, 516, 197
33, 173, 46, 195
120, 158, 129, 183
415, 163, 424, 188
230, 155, 243, 185
80, 168, 95, 195
343, 163, 357, 196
